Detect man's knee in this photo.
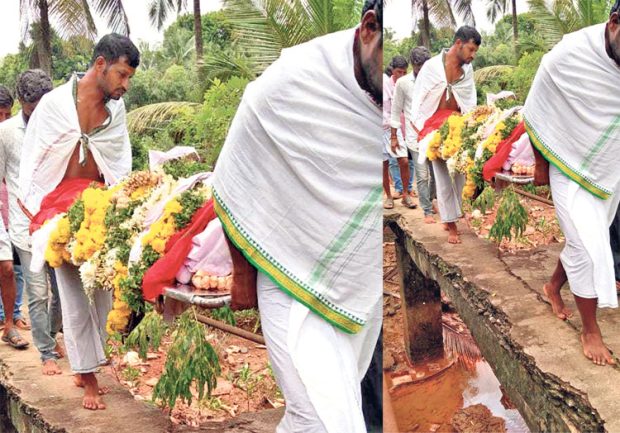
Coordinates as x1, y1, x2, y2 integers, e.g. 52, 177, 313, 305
0, 261, 15, 282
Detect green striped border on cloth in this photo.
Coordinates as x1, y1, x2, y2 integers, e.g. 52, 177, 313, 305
213, 188, 366, 334
524, 118, 611, 200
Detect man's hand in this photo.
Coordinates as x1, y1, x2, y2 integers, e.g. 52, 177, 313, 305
390, 135, 400, 154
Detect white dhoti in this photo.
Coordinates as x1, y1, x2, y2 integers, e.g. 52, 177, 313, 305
432, 159, 465, 223
257, 271, 382, 433
550, 165, 620, 307
55, 264, 112, 372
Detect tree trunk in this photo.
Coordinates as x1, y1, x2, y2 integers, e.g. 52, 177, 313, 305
421, 0, 431, 49
512, 0, 518, 59
193, 0, 203, 62
38, 0, 52, 75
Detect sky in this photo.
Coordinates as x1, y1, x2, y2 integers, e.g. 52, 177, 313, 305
384, 0, 530, 40
0, 0, 222, 59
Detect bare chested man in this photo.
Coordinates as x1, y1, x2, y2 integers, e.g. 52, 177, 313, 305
20, 34, 139, 409
409, 27, 480, 243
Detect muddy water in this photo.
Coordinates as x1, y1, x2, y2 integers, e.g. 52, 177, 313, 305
390, 359, 529, 433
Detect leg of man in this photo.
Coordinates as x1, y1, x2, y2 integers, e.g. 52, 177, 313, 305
411, 150, 434, 223
15, 246, 62, 374
432, 159, 465, 244
387, 156, 403, 195
257, 271, 380, 433
47, 267, 63, 338
383, 160, 394, 209
0, 248, 24, 348
550, 165, 616, 365
542, 260, 572, 320
13, 264, 26, 324
609, 203, 620, 290
55, 263, 111, 409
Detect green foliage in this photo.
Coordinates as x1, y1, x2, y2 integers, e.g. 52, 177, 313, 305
120, 245, 160, 313
122, 365, 141, 385
508, 51, 544, 102
211, 306, 236, 326
153, 311, 221, 409
234, 362, 263, 411
173, 190, 207, 229
489, 187, 529, 242
125, 311, 168, 360
501, 115, 521, 140
195, 77, 249, 166
162, 158, 212, 180
67, 199, 85, 233
472, 186, 496, 214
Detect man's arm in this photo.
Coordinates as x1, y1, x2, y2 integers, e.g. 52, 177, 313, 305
390, 80, 405, 153
0, 135, 14, 277
532, 144, 550, 186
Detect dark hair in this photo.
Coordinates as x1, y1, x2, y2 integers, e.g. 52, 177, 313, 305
92, 33, 140, 68
384, 64, 393, 77
362, 0, 383, 30
16, 69, 53, 104
0, 86, 13, 109
454, 26, 482, 46
410, 46, 431, 66
390, 55, 408, 70
612, 0, 620, 15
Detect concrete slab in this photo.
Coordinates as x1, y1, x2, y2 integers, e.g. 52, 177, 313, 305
385, 206, 620, 433
0, 326, 282, 432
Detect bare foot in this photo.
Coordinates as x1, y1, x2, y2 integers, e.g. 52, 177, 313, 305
443, 223, 449, 231
542, 284, 572, 320
78, 374, 107, 410
74, 375, 109, 395
580, 333, 615, 366
42, 359, 62, 375
447, 223, 461, 244
424, 215, 435, 224
54, 342, 66, 359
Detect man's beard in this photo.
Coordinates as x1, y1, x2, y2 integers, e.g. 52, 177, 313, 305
361, 61, 382, 107
607, 31, 620, 67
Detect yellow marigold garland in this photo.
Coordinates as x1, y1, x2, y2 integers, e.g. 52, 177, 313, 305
106, 261, 131, 334
142, 199, 182, 254
441, 115, 465, 160
72, 187, 114, 264
45, 216, 72, 268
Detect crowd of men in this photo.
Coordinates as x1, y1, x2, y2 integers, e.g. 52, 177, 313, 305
388, 0, 620, 367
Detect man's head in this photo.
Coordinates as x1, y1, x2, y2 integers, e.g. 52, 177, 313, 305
452, 26, 481, 65
390, 55, 408, 81
358, 0, 383, 104
410, 46, 431, 77
91, 33, 140, 101
0, 86, 14, 123
607, 0, 620, 66
16, 69, 53, 121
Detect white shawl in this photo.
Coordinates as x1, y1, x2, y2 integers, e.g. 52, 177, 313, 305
19, 74, 132, 214
213, 28, 382, 334
524, 23, 620, 200
409, 50, 477, 132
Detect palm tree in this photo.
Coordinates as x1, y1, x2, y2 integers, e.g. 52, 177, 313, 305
527, 0, 611, 50
221, 0, 365, 76
487, 0, 519, 57
412, 0, 476, 49
148, 0, 204, 62
19, 0, 130, 75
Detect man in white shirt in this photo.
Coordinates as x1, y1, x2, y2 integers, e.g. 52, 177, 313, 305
0, 70, 63, 369
383, 55, 416, 209
390, 46, 435, 222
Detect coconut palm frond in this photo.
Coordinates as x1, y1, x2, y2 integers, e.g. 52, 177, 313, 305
486, 0, 507, 23
428, 0, 455, 28
203, 51, 257, 81
48, 0, 97, 40
474, 65, 515, 84
92, 0, 130, 35
127, 101, 201, 135
452, 0, 476, 26
527, 0, 564, 49
443, 323, 482, 370
148, 0, 181, 30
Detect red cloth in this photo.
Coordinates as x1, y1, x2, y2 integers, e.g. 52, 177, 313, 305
482, 121, 526, 182
29, 178, 99, 234
142, 198, 217, 301
418, 109, 456, 141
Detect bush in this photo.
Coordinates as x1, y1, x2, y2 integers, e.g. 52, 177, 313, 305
508, 51, 544, 102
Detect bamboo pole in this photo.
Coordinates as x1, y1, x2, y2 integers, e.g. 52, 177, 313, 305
196, 313, 266, 345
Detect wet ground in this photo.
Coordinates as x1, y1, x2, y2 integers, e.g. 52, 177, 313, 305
384, 241, 529, 433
